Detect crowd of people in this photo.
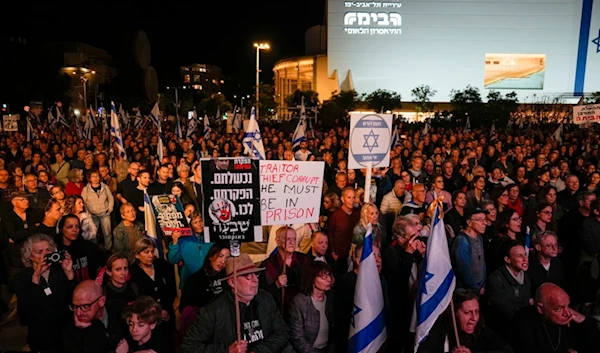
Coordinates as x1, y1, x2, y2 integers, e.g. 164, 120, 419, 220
0, 112, 599, 353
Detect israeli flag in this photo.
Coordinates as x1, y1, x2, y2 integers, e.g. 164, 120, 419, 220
464, 115, 471, 132
414, 207, 456, 352
134, 109, 144, 129
203, 114, 211, 139
83, 115, 92, 140
422, 119, 431, 136
110, 101, 127, 159
242, 107, 266, 160
292, 97, 307, 151
348, 223, 387, 353
143, 190, 164, 258
391, 125, 399, 148
88, 106, 97, 128
26, 117, 35, 142
56, 107, 69, 128
150, 102, 161, 129
187, 110, 198, 139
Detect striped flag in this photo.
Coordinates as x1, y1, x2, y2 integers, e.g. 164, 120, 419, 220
150, 102, 161, 129
292, 97, 307, 151
391, 125, 399, 148
242, 107, 266, 160
110, 101, 127, 159
144, 190, 164, 258
203, 114, 211, 139
187, 110, 197, 139
414, 204, 456, 352
348, 223, 387, 353
88, 106, 97, 128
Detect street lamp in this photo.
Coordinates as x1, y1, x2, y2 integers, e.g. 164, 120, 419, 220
253, 42, 270, 119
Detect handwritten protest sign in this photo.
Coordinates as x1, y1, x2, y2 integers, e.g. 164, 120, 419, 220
259, 160, 324, 225
573, 104, 600, 125
150, 194, 192, 236
201, 157, 262, 242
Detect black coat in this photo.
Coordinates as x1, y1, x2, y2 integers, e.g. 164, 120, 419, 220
14, 266, 76, 352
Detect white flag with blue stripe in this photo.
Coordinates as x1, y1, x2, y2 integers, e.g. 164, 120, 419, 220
110, 101, 127, 159
242, 107, 266, 160
88, 106, 97, 129
348, 223, 387, 353
391, 125, 399, 148
187, 110, 198, 139
144, 190, 164, 258
414, 204, 456, 352
292, 97, 307, 151
203, 114, 211, 139
150, 102, 161, 129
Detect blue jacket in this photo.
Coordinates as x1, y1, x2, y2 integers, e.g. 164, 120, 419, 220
168, 234, 213, 288
451, 233, 486, 291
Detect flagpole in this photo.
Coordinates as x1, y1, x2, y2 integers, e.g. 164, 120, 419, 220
450, 299, 461, 347
281, 251, 287, 314
230, 240, 242, 343
364, 162, 373, 204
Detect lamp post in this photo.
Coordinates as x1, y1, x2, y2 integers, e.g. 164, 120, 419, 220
72, 68, 95, 110
253, 42, 270, 119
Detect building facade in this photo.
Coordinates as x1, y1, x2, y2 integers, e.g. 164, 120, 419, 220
180, 63, 223, 96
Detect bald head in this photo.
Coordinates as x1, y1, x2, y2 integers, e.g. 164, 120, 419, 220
535, 283, 567, 305
73, 279, 103, 302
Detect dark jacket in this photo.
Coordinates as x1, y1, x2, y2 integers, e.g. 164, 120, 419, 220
486, 266, 531, 337
58, 237, 107, 282
288, 292, 335, 353
3, 208, 42, 268
62, 301, 127, 353
181, 289, 291, 353
417, 315, 513, 353
180, 267, 227, 312
129, 258, 177, 313
260, 251, 309, 318
526, 254, 564, 297
14, 266, 76, 352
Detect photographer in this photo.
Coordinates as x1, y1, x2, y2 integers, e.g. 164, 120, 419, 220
14, 233, 76, 352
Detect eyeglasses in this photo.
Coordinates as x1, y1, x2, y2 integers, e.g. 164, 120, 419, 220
510, 217, 522, 221
239, 272, 259, 281
469, 218, 486, 223
69, 296, 102, 312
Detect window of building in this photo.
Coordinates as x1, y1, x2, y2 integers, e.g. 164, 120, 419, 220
194, 75, 200, 82
184, 75, 190, 83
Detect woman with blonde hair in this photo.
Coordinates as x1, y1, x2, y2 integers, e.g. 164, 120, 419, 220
65, 168, 84, 196
352, 202, 386, 248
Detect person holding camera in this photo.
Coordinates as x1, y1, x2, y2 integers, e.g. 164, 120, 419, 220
14, 233, 76, 352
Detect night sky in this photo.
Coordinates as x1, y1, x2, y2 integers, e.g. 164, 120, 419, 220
6, 0, 326, 96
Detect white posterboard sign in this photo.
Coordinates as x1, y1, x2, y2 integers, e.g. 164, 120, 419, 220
348, 113, 393, 169
573, 104, 600, 125
259, 160, 324, 226
3, 115, 19, 131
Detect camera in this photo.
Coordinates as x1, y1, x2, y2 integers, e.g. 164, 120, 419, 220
45, 250, 66, 264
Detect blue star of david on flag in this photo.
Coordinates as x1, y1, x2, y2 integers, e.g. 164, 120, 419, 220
422, 272, 434, 294
363, 130, 379, 153
350, 304, 362, 328
592, 29, 600, 53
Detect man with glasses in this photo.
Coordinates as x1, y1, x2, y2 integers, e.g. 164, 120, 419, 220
23, 173, 50, 212
181, 253, 290, 353
528, 231, 565, 297
63, 280, 126, 353
450, 207, 489, 294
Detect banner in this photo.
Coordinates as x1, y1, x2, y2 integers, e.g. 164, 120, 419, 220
573, 104, 600, 124
149, 194, 192, 236
201, 157, 262, 242
3, 115, 19, 131
259, 160, 324, 225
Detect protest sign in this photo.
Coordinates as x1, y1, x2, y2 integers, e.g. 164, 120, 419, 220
149, 194, 192, 236
201, 157, 262, 242
259, 160, 324, 225
3, 115, 19, 131
573, 104, 600, 124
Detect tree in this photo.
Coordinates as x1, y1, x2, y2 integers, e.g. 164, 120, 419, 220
588, 92, 600, 104
485, 90, 519, 126
284, 89, 319, 108
320, 90, 361, 128
250, 83, 277, 118
449, 85, 483, 123
364, 89, 402, 111
411, 85, 437, 115
197, 93, 232, 117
